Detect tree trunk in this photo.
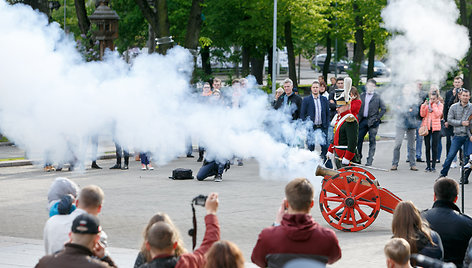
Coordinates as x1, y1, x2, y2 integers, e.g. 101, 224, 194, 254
267, 46, 273, 81
184, 0, 204, 50
156, 0, 172, 54
242, 46, 250, 77
284, 20, 297, 88
75, 0, 90, 36
201, 46, 212, 75
134, 0, 172, 55
250, 55, 264, 85
352, 1, 365, 87
459, 0, 471, 89
147, 24, 155, 53
367, 40, 375, 80
465, 13, 472, 90
23, 0, 49, 15
323, 34, 332, 82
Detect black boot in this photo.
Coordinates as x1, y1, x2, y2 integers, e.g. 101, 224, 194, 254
197, 151, 204, 162
461, 168, 471, 184
91, 161, 102, 169
122, 157, 129, 170
110, 157, 121, 169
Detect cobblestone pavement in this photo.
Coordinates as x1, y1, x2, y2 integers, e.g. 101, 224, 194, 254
0, 136, 471, 267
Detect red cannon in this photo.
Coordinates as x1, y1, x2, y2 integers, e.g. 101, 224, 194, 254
316, 165, 402, 232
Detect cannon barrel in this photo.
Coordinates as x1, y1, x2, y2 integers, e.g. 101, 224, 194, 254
315, 165, 340, 177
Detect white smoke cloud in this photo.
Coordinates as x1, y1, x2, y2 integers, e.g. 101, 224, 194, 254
381, 0, 469, 100
0, 1, 321, 181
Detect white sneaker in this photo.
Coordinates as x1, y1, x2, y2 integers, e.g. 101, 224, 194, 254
141, 164, 147, 170
147, 164, 154, 170
451, 162, 458, 168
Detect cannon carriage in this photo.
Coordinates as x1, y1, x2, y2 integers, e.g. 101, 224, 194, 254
316, 166, 402, 232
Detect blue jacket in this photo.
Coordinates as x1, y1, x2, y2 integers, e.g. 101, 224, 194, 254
300, 95, 330, 129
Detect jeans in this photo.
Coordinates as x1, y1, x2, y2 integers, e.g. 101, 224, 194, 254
392, 127, 416, 167
307, 127, 333, 169
357, 119, 379, 165
196, 161, 226, 181
140, 153, 150, 165
440, 136, 471, 176
437, 137, 442, 161
415, 123, 424, 159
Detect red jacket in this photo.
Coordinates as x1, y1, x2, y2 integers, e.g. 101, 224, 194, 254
251, 214, 342, 267
350, 99, 362, 120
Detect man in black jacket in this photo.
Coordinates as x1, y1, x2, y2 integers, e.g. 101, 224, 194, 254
273, 78, 302, 121
422, 177, 472, 267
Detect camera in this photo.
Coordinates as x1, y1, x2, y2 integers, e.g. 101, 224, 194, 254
192, 195, 207, 207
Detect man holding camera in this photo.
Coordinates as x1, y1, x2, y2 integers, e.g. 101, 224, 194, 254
138, 193, 220, 268
251, 178, 341, 267
36, 213, 116, 268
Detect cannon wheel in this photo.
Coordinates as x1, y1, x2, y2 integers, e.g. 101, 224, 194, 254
319, 169, 381, 232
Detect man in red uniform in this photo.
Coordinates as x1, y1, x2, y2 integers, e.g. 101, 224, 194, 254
251, 178, 341, 267
326, 77, 359, 169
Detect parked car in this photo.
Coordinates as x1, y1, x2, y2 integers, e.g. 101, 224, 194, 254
360, 60, 390, 77
311, 54, 349, 73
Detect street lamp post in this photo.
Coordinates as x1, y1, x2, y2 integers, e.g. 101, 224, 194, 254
271, 0, 277, 94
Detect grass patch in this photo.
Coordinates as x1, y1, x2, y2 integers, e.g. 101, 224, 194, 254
0, 157, 26, 162
0, 136, 9, 142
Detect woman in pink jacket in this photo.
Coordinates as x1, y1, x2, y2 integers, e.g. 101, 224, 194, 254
420, 91, 443, 172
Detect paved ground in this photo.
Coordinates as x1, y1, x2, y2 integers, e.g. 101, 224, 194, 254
0, 119, 471, 267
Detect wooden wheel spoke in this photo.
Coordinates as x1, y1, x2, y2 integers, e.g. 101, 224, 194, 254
354, 205, 369, 221
354, 188, 373, 200
343, 176, 351, 195
325, 196, 344, 202
357, 200, 378, 208
338, 208, 347, 225
349, 208, 357, 228
327, 183, 347, 198
351, 177, 362, 196
327, 203, 344, 217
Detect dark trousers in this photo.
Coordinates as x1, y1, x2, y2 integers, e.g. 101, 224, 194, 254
424, 131, 440, 169
196, 161, 226, 181
307, 127, 332, 169
357, 119, 379, 165
115, 143, 129, 164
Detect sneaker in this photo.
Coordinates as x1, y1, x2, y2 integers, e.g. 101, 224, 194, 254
214, 174, 222, 182
141, 164, 147, 170
406, 159, 410, 163
390, 165, 398, 171
365, 162, 372, 167
197, 156, 203, 162
416, 158, 425, 163
110, 164, 121, 169
187, 154, 194, 158
436, 159, 440, 163
121, 164, 129, 170
410, 166, 418, 171
148, 164, 154, 170
451, 162, 458, 168
461, 179, 469, 184
425, 167, 431, 172
431, 168, 436, 172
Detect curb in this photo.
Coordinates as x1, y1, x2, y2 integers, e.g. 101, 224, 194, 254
0, 153, 119, 168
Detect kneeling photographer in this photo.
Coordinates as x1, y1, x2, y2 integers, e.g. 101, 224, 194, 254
137, 192, 220, 268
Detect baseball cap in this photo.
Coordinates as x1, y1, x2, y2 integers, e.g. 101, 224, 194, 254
71, 214, 101, 234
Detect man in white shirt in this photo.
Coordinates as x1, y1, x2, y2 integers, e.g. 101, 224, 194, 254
43, 184, 106, 254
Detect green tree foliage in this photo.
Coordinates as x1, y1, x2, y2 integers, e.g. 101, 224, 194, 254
111, 0, 148, 53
